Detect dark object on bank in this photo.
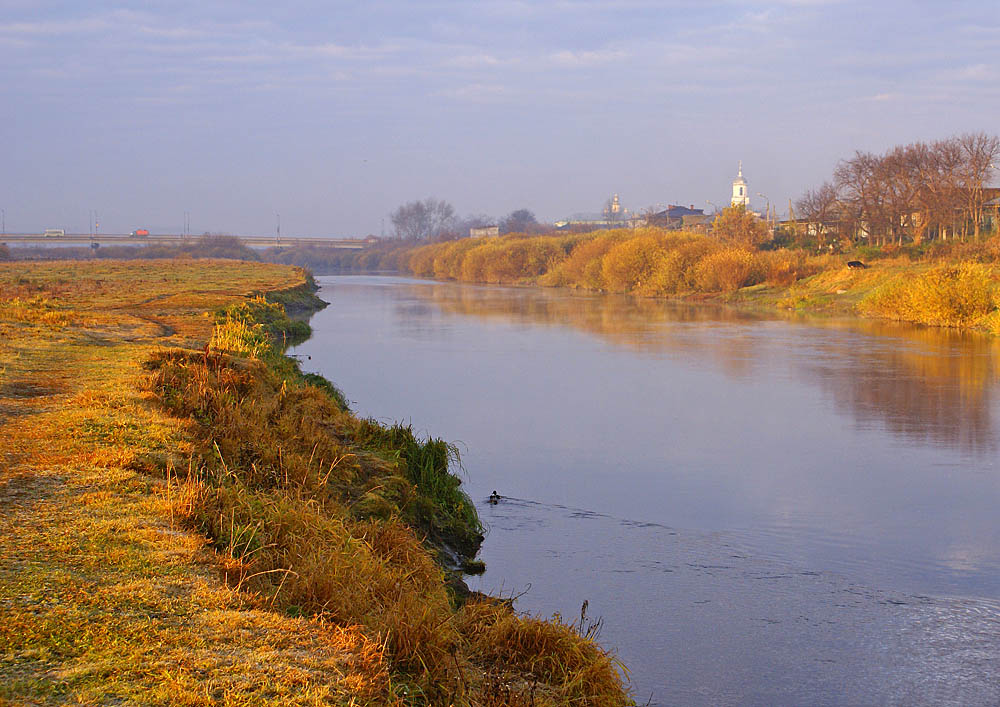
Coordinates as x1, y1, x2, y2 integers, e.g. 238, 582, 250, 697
847, 260, 868, 269
489, 490, 501, 505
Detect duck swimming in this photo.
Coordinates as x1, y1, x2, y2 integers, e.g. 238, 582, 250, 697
488, 490, 501, 505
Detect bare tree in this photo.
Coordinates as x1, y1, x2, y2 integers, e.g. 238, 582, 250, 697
958, 132, 1000, 239
796, 182, 840, 246
390, 198, 456, 241
822, 134, 999, 247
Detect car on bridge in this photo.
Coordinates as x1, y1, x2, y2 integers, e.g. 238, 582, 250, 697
43, 229, 65, 237
130, 229, 150, 238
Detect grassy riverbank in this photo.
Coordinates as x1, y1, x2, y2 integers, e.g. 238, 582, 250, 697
0, 260, 630, 705
314, 228, 1000, 333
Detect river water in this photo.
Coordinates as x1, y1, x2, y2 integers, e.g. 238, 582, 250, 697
290, 275, 1000, 706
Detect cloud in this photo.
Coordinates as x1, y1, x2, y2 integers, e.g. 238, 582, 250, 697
946, 63, 995, 82
0, 17, 112, 35
549, 48, 628, 67
436, 82, 510, 102
445, 53, 502, 69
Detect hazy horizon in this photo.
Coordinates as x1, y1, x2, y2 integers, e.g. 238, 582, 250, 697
3, 1, 999, 236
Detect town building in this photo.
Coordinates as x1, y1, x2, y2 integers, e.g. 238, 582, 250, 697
646, 205, 709, 230
731, 162, 750, 209
554, 193, 645, 230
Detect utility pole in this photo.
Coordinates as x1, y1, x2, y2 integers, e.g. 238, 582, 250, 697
757, 192, 773, 232
2, 208, 5, 235
276, 213, 281, 246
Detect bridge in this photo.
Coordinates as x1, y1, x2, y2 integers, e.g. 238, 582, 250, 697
0, 234, 369, 249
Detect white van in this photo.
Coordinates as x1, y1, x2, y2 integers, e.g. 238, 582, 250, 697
43, 229, 65, 237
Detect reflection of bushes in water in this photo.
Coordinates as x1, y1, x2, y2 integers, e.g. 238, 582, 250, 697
858, 263, 998, 328
416, 281, 1000, 453
811, 319, 1000, 453
412, 282, 764, 357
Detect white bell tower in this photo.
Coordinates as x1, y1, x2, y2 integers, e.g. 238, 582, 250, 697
731, 161, 749, 209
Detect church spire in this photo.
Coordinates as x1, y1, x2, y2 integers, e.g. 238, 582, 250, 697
731, 161, 749, 208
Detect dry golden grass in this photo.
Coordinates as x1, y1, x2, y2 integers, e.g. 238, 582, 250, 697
0, 259, 632, 706
0, 260, 396, 705
858, 262, 998, 328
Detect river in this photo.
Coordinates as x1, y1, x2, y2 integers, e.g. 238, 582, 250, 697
290, 275, 1000, 706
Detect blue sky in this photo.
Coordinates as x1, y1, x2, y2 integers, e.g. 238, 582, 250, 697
2, 1, 998, 236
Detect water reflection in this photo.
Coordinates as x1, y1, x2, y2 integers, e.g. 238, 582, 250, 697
392, 281, 1000, 454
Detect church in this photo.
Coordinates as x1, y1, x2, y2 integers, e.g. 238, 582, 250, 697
731, 161, 750, 209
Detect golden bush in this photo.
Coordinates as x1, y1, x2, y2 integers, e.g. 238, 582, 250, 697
541, 232, 632, 289
600, 236, 667, 293
692, 248, 766, 292
858, 262, 997, 327
643, 237, 720, 295
760, 250, 822, 286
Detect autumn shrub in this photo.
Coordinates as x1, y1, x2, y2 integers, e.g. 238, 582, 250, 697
542, 233, 629, 289
643, 236, 720, 295
692, 247, 766, 292
459, 240, 498, 281
858, 262, 997, 327
977, 236, 1000, 261
599, 235, 668, 293
760, 250, 823, 286
0, 244, 9, 261
711, 205, 769, 247
481, 238, 565, 283
432, 238, 481, 279
407, 244, 439, 277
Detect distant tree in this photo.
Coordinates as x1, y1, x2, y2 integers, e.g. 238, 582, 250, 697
602, 198, 623, 227
711, 205, 769, 247
500, 208, 539, 235
796, 182, 841, 246
390, 198, 456, 241
958, 132, 1000, 239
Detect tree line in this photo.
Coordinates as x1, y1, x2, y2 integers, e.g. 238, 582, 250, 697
389, 198, 546, 241
797, 132, 1000, 246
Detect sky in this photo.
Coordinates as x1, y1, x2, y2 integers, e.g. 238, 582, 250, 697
2, 1, 999, 236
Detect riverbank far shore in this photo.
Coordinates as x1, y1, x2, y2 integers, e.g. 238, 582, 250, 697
0, 259, 630, 706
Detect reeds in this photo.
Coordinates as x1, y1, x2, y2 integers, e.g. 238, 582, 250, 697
146, 297, 632, 702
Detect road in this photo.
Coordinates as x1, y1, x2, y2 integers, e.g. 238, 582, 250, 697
0, 234, 369, 248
